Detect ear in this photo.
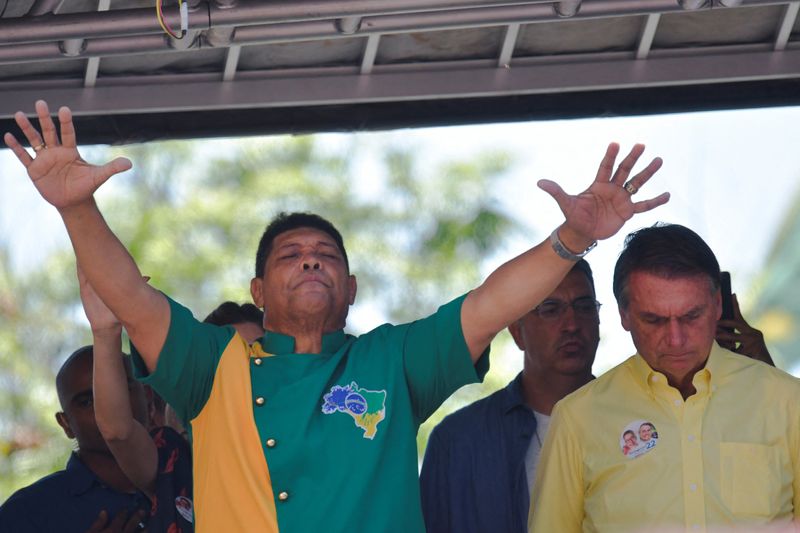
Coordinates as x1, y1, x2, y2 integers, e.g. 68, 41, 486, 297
713, 288, 722, 321
347, 275, 357, 305
507, 320, 526, 351
55, 412, 74, 439
619, 305, 632, 332
250, 277, 264, 308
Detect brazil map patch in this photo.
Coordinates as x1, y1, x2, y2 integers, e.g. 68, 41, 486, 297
321, 382, 387, 439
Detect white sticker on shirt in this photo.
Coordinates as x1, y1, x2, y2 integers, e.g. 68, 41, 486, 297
175, 496, 194, 523
620, 420, 658, 459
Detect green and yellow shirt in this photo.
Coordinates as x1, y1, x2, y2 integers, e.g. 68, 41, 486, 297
132, 294, 488, 532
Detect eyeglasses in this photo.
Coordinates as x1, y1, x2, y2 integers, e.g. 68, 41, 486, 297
533, 297, 602, 321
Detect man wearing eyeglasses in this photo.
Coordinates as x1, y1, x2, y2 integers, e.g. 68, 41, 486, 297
419, 259, 600, 533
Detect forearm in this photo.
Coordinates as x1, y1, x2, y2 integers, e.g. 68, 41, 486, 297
92, 327, 158, 497
61, 200, 169, 367
462, 225, 592, 360
92, 327, 136, 439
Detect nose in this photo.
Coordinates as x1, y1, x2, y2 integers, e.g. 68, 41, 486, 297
560, 305, 580, 331
665, 318, 686, 347
302, 253, 321, 271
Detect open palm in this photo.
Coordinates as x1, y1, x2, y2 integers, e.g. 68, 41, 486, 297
539, 143, 669, 244
3, 100, 131, 210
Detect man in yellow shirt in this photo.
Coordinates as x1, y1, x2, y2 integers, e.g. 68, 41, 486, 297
529, 223, 800, 532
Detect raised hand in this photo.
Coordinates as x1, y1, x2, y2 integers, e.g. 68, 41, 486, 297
3, 100, 132, 210
716, 293, 774, 366
538, 143, 669, 248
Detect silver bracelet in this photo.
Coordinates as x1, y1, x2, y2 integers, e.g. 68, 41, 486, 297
549, 228, 597, 261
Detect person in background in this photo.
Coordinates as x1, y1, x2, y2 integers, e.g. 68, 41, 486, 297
0, 345, 149, 533
420, 260, 599, 533
79, 268, 194, 532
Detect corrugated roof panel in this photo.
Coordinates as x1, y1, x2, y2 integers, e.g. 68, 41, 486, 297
656, 5, 783, 48
516, 16, 643, 56
238, 38, 366, 70
376, 27, 504, 64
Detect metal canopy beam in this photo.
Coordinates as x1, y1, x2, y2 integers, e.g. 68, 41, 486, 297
0, 0, 798, 143
2, 47, 798, 118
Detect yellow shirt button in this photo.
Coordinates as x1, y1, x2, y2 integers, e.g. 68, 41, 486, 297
255, 397, 265, 406
266, 438, 276, 448
279, 491, 289, 501
253, 358, 262, 366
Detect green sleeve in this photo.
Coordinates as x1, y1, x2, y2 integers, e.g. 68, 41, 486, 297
130, 296, 235, 422
402, 293, 489, 423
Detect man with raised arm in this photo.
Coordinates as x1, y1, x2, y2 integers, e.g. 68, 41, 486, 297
5, 100, 668, 532
78, 268, 194, 532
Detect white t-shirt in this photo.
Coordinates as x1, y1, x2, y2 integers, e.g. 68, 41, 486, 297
525, 409, 551, 495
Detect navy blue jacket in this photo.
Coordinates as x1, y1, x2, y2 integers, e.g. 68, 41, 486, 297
0, 452, 150, 533
420, 373, 536, 533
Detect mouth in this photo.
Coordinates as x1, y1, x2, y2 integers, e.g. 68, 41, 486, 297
660, 352, 693, 364
558, 339, 585, 353
295, 275, 330, 288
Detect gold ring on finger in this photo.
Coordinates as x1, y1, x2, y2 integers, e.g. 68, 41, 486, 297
32, 142, 46, 153
623, 181, 638, 195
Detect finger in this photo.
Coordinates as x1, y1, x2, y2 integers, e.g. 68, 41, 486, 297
625, 157, 663, 191
3, 132, 34, 167
122, 510, 147, 533
537, 179, 570, 209
731, 293, 744, 321
14, 110, 46, 149
716, 319, 740, 330
86, 510, 108, 532
109, 509, 129, 529
93, 157, 133, 187
610, 143, 645, 186
715, 328, 738, 341
58, 106, 77, 148
594, 143, 620, 183
632, 192, 670, 214
35, 100, 60, 148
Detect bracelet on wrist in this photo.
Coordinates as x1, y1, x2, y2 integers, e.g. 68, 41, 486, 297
549, 228, 597, 261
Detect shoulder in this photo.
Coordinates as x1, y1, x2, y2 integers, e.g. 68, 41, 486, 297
1, 470, 69, 511
431, 386, 510, 440
716, 348, 800, 391
557, 358, 633, 410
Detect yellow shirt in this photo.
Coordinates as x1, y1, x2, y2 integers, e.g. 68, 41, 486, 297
529, 343, 800, 533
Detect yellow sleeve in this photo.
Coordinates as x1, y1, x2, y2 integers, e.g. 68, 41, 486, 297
528, 400, 584, 532
791, 386, 800, 518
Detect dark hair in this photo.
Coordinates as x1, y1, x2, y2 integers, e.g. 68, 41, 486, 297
56, 345, 94, 409
203, 301, 264, 327
254, 212, 348, 278
613, 223, 720, 308
623, 430, 636, 439
571, 259, 595, 295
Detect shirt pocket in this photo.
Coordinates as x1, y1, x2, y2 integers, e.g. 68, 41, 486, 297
720, 442, 780, 518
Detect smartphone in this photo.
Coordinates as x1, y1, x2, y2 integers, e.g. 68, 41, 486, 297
719, 271, 734, 320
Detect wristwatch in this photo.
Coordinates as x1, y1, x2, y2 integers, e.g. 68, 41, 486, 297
549, 228, 597, 261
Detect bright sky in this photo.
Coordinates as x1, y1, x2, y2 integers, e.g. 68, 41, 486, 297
2, 105, 799, 376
